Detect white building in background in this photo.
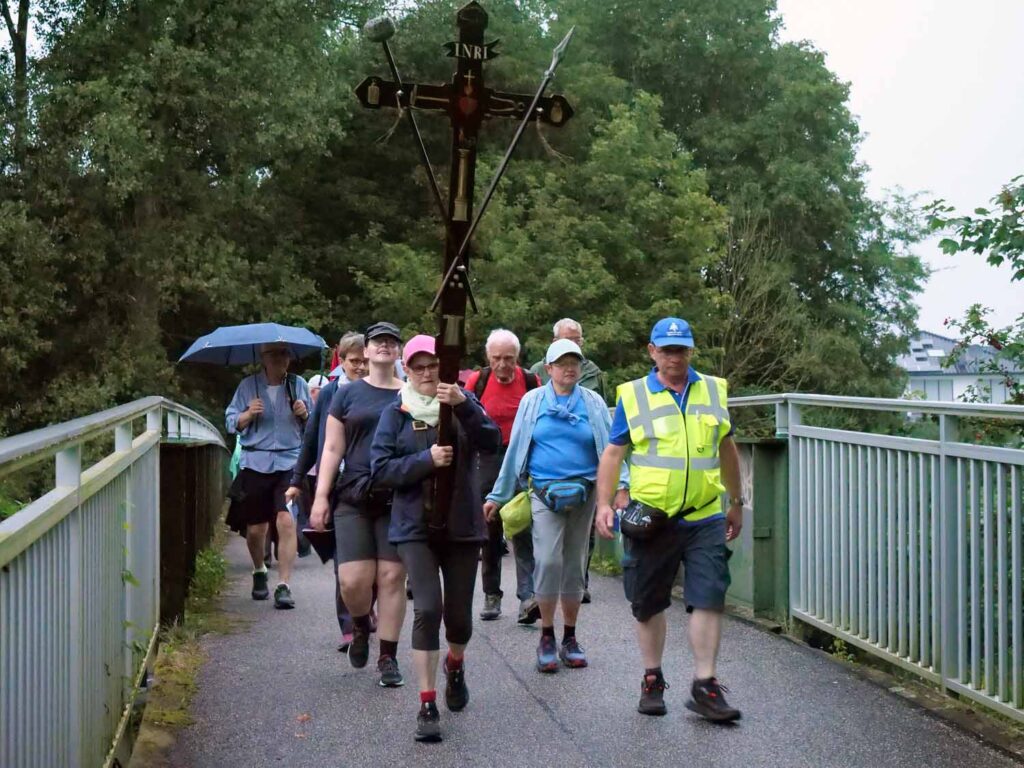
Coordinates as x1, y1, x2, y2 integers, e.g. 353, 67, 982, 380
898, 331, 1022, 404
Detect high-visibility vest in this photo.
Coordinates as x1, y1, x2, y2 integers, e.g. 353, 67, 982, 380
617, 371, 731, 521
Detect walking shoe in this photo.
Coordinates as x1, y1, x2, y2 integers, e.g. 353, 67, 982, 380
251, 571, 269, 601
581, 588, 592, 604
444, 659, 469, 711
686, 677, 741, 722
337, 632, 353, 653
638, 673, 669, 716
414, 701, 441, 742
348, 625, 370, 669
559, 637, 588, 668
273, 583, 295, 609
377, 655, 404, 687
517, 597, 541, 625
536, 635, 559, 673
480, 593, 502, 621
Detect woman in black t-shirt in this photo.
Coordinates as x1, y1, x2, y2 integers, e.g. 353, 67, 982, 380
312, 322, 406, 688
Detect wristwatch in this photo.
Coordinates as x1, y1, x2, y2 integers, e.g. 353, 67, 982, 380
728, 496, 746, 508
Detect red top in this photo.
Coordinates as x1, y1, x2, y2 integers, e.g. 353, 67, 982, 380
464, 367, 532, 446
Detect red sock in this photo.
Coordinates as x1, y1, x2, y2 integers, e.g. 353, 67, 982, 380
446, 652, 464, 670
420, 690, 436, 704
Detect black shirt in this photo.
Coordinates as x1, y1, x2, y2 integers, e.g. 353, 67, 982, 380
329, 379, 400, 501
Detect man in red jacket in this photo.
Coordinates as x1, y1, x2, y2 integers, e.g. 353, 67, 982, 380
464, 329, 542, 624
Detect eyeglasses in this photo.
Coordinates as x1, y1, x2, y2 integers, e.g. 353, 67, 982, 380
408, 361, 440, 375
345, 357, 369, 367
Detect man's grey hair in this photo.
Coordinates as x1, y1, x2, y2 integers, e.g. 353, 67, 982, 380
485, 328, 521, 355
553, 318, 582, 338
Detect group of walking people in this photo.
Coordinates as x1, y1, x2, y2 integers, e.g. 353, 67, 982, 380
226, 316, 745, 743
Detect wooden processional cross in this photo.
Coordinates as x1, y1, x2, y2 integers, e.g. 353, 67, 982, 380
355, 1, 575, 529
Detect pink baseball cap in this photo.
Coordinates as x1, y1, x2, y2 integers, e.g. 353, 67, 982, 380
402, 334, 436, 366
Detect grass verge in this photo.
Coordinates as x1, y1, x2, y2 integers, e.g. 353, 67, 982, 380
129, 529, 246, 766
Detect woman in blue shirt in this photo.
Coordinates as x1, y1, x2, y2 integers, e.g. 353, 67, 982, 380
484, 339, 630, 673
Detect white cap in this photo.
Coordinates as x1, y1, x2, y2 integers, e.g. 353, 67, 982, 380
307, 374, 329, 389
545, 338, 584, 364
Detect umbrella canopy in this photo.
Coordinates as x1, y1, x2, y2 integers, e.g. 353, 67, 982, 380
178, 323, 326, 365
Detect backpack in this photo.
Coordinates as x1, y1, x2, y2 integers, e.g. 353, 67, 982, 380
473, 366, 540, 400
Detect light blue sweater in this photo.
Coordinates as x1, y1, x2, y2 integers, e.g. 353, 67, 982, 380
486, 382, 629, 506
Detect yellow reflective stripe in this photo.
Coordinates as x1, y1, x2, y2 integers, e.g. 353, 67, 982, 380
630, 454, 687, 470
628, 379, 683, 436
690, 457, 720, 470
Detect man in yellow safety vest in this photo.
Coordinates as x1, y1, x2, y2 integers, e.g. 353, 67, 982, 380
595, 317, 744, 722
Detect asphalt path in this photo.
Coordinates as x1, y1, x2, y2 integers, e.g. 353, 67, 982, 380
170, 535, 1018, 768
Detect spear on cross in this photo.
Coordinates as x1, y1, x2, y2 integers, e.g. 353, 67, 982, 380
356, 1, 576, 536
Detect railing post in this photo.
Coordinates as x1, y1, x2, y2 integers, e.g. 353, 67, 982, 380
787, 401, 802, 617
147, 407, 163, 436
775, 401, 790, 438
55, 444, 81, 488
939, 414, 960, 690
114, 422, 133, 453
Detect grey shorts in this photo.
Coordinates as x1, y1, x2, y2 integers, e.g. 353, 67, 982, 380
622, 516, 731, 621
333, 500, 401, 564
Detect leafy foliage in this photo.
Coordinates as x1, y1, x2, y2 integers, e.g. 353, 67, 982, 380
0, 0, 925, 434
927, 177, 1024, 410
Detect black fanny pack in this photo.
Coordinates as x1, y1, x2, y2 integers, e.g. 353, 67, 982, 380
618, 500, 668, 539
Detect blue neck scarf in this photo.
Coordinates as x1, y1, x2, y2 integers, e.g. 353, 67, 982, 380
543, 381, 582, 425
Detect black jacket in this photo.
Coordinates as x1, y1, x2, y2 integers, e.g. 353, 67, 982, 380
370, 392, 500, 544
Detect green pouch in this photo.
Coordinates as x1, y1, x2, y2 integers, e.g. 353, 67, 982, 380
499, 490, 532, 538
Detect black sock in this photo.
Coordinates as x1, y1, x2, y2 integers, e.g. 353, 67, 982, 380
645, 667, 663, 679
353, 614, 371, 633
562, 625, 576, 643
380, 639, 398, 659
541, 625, 555, 638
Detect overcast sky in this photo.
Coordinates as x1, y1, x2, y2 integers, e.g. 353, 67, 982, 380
775, 0, 1024, 334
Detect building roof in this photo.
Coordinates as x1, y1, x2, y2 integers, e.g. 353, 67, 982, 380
898, 330, 1021, 375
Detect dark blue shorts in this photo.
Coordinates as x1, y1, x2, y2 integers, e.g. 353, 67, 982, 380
622, 516, 731, 621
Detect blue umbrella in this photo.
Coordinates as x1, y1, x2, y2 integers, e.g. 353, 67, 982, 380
178, 323, 327, 365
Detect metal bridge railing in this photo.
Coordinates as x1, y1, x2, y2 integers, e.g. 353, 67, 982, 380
0, 397, 225, 768
732, 393, 1024, 724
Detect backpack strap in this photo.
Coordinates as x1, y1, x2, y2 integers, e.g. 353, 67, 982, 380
474, 367, 492, 400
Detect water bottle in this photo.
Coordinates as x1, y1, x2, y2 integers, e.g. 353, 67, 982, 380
286, 498, 299, 521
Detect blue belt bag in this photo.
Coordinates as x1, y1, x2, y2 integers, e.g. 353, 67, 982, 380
534, 478, 592, 514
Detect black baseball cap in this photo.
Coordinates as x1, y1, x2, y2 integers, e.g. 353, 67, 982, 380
364, 321, 401, 344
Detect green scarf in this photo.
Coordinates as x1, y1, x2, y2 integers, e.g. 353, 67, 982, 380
400, 381, 440, 427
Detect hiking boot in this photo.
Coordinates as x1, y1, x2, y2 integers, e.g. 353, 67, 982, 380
559, 637, 588, 668
337, 632, 353, 653
536, 635, 559, 673
480, 593, 502, 621
638, 673, 669, 716
414, 701, 441, 743
377, 655, 404, 688
348, 625, 370, 669
517, 597, 541, 625
251, 571, 269, 601
686, 677, 741, 722
581, 588, 592, 604
273, 583, 294, 609
444, 659, 469, 711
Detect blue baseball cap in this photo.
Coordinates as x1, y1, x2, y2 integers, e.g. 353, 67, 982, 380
650, 317, 695, 348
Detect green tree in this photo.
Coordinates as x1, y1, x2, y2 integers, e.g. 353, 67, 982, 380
927, 176, 1024, 406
